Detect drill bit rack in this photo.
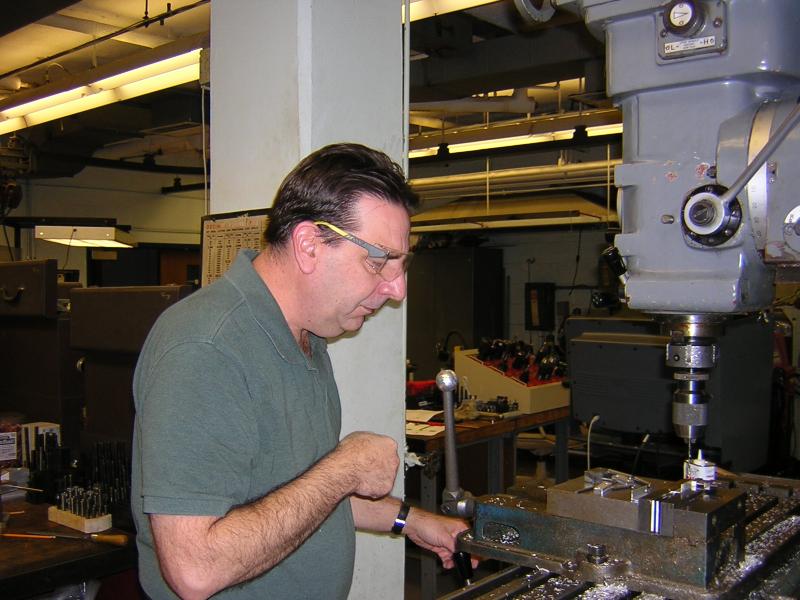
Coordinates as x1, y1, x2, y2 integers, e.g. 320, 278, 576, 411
48, 485, 113, 533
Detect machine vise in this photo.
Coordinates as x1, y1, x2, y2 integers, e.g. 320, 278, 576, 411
450, 470, 800, 599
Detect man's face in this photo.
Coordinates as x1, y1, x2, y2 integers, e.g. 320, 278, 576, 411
312, 195, 411, 337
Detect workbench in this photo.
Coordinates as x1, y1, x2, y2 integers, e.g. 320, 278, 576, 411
0, 499, 137, 599
405, 406, 571, 600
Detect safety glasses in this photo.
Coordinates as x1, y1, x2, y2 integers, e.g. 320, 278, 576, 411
314, 220, 412, 280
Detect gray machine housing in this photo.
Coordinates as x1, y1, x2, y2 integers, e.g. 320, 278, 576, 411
444, 2, 800, 598
562, 0, 800, 313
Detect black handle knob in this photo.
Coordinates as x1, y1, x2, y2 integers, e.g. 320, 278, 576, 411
601, 246, 627, 277
453, 551, 473, 584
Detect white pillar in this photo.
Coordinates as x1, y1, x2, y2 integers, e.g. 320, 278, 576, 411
210, 2, 407, 598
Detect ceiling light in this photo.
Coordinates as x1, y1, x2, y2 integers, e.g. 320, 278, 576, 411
404, 0, 501, 22
35, 226, 137, 248
0, 34, 206, 136
408, 123, 623, 158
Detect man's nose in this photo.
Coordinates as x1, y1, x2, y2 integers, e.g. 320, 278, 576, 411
379, 272, 407, 302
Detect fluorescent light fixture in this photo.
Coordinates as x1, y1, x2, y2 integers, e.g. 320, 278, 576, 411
408, 123, 623, 158
35, 225, 137, 248
404, 0, 500, 22
410, 214, 608, 233
0, 48, 201, 136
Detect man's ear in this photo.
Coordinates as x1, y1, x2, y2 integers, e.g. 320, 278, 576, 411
292, 221, 320, 274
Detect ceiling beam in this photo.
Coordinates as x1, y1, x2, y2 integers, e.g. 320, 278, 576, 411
0, 1, 82, 37
410, 23, 603, 101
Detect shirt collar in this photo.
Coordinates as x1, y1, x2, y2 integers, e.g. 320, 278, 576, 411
224, 249, 325, 367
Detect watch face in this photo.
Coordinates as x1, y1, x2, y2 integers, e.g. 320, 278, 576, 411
669, 2, 694, 28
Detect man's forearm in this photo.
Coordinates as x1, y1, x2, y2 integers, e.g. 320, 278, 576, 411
350, 495, 402, 532
153, 452, 356, 599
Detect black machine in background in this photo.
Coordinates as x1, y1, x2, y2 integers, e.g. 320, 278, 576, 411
407, 246, 505, 380
566, 314, 774, 473
0, 259, 192, 476
0, 259, 83, 451
70, 285, 192, 451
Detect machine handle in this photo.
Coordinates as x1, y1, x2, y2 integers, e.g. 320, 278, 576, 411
453, 551, 474, 585
436, 369, 461, 497
720, 97, 800, 208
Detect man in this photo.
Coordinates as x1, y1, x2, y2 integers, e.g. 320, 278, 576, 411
132, 143, 469, 599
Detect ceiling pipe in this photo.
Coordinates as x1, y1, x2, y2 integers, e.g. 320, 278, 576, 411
411, 88, 537, 114
94, 133, 205, 161
409, 107, 620, 150
410, 158, 621, 204
411, 212, 608, 233
39, 14, 171, 49
409, 115, 458, 130
34, 152, 205, 175
409, 131, 620, 164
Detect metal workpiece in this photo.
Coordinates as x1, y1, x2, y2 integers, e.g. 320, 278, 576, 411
546, 470, 746, 542
452, 472, 800, 599
685, 451, 717, 481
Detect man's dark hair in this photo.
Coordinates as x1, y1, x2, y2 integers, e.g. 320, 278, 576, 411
265, 143, 419, 248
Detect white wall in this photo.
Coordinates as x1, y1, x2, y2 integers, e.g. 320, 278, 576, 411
211, 2, 407, 598
4, 166, 204, 286
484, 227, 611, 345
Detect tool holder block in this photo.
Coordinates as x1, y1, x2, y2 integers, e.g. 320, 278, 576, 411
47, 506, 112, 533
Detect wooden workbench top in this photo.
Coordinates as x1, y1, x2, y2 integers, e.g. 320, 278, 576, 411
0, 498, 136, 599
407, 405, 570, 452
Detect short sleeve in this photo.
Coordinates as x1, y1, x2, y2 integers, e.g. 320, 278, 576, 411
138, 341, 258, 516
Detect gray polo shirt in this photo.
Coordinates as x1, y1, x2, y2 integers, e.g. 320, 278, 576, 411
131, 249, 355, 599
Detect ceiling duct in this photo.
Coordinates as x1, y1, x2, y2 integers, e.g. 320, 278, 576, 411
411, 158, 620, 205
411, 88, 537, 114
409, 108, 620, 152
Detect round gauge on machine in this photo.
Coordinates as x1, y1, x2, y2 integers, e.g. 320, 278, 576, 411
663, 0, 703, 35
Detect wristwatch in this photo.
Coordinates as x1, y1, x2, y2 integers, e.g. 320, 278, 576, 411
391, 502, 411, 535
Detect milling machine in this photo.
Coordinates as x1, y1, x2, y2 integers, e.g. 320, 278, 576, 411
441, 1, 800, 597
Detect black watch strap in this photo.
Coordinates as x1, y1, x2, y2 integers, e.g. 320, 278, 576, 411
391, 502, 411, 535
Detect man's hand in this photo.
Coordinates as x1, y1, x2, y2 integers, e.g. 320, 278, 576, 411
333, 431, 399, 498
404, 508, 475, 570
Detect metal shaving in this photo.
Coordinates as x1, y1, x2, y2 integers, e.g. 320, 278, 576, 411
514, 576, 587, 599
574, 582, 630, 599
715, 515, 800, 588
